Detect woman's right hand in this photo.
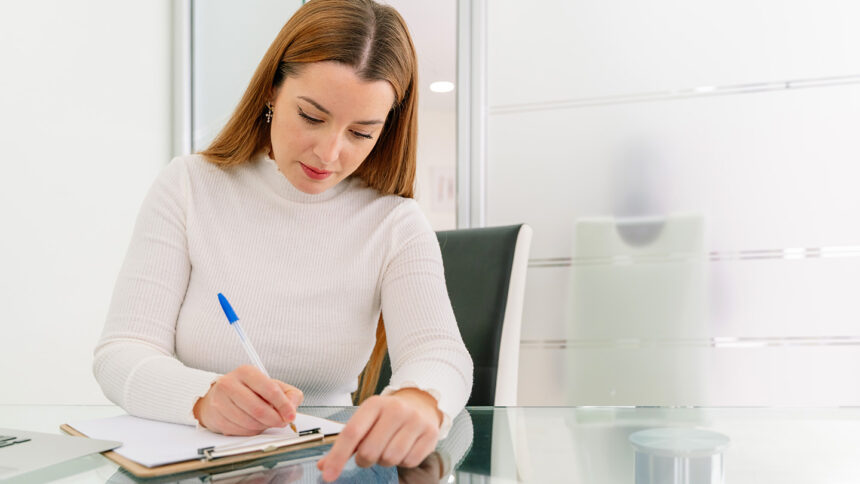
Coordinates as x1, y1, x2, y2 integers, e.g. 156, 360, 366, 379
193, 365, 304, 436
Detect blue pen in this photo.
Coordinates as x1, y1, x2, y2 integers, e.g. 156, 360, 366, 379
218, 293, 271, 378
218, 293, 298, 432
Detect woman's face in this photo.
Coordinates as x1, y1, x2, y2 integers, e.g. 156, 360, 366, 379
268, 61, 396, 194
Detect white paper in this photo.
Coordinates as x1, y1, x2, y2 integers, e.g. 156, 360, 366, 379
69, 413, 344, 468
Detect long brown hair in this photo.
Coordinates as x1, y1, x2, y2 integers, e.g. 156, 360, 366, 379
201, 0, 419, 403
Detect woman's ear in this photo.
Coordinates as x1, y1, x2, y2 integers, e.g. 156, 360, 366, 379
268, 84, 282, 105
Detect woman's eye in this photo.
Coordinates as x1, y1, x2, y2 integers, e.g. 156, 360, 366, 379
298, 108, 372, 140
298, 110, 322, 124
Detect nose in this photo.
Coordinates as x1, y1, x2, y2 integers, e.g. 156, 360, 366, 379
313, 129, 343, 166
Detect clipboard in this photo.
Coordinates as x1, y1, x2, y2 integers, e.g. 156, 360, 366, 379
60, 417, 340, 478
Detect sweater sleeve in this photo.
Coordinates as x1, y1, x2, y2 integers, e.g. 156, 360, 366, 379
93, 158, 219, 425
378, 201, 474, 437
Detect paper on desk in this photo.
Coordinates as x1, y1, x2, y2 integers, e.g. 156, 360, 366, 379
69, 413, 344, 468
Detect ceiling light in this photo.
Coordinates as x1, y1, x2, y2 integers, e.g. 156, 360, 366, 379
430, 81, 455, 93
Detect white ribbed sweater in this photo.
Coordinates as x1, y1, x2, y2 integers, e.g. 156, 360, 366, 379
93, 153, 473, 433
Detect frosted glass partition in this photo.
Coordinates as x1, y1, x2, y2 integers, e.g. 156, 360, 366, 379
192, 0, 303, 150
487, 1, 860, 107
482, 0, 860, 405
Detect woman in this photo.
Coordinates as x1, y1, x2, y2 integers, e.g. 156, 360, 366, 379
92, 0, 473, 481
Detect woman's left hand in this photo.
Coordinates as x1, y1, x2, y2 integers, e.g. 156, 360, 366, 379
316, 388, 443, 482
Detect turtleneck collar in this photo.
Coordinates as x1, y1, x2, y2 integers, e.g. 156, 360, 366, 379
251, 151, 352, 203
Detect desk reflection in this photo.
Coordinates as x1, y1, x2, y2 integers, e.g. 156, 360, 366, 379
6, 406, 859, 483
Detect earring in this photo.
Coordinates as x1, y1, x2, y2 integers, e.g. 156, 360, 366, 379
265, 102, 273, 123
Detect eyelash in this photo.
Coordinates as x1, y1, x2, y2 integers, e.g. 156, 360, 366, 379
297, 109, 373, 140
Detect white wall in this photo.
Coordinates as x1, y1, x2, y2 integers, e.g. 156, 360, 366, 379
387, 0, 458, 230
0, 1, 172, 404
415, 108, 457, 230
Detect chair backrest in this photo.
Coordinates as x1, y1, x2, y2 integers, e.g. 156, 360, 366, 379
375, 224, 533, 406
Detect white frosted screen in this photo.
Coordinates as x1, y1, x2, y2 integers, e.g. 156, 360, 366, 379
483, 1, 860, 405
488, 84, 860, 257
488, 0, 860, 106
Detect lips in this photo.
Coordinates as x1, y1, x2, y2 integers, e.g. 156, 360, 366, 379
300, 162, 332, 180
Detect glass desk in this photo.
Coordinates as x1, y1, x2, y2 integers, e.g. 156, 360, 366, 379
2, 405, 860, 483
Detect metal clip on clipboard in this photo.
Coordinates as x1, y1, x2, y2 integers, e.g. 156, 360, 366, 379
197, 428, 323, 461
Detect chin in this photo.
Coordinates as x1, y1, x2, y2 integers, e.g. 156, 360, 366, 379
296, 180, 332, 195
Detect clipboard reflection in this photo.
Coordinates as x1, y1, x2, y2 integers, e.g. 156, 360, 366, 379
106, 410, 475, 484
105, 445, 326, 484
107, 450, 444, 484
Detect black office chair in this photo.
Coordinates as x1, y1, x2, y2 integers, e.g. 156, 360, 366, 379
375, 224, 533, 406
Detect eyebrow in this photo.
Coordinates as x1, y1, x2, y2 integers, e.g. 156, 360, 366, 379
297, 96, 385, 125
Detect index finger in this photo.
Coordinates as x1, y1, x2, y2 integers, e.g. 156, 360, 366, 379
275, 381, 304, 419
236, 366, 294, 423
319, 400, 383, 482
275, 381, 303, 406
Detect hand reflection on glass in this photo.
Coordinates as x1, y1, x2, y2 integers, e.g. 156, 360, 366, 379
331, 409, 473, 483
396, 451, 444, 483
332, 452, 443, 483
213, 460, 304, 484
